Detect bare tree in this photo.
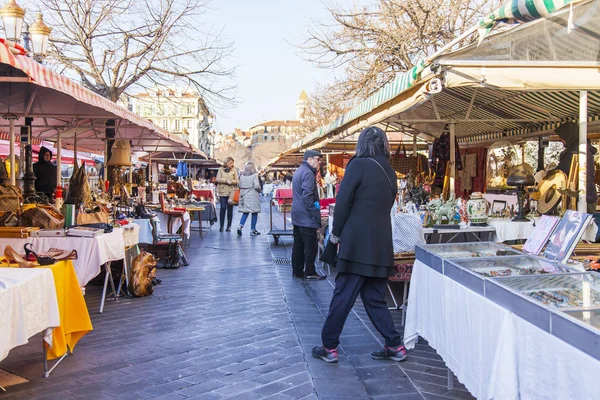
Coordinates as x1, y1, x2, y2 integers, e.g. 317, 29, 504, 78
215, 141, 250, 167
302, 0, 498, 100
301, 82, 353, 134
37, 0, 236, 104
250, 139, 294, 169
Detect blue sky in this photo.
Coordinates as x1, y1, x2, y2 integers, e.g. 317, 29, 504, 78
209, 0, 346, 134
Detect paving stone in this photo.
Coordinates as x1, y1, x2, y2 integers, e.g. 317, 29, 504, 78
0, 200, 474, 400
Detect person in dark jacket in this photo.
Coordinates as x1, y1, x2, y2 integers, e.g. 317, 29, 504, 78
33, 146, 57, 199
291, 150, 326, 280
312, 126, 407, 364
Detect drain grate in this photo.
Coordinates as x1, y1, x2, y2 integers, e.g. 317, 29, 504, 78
273, 257, 292, 265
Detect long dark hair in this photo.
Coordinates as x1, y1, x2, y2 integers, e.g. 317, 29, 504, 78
355, 126, 390, 158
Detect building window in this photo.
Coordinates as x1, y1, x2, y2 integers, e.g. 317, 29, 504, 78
187, 104, 194, 115
162, 120, 168, 130
175, 119, 181, 131
158, 104, 165, 115
187, 120, 192, 129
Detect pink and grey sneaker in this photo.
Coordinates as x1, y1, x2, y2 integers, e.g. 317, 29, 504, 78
312, 346, 338, 363
371, 345, 408, 362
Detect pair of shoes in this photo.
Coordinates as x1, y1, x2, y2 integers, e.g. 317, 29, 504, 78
305, 273, 326, 281
3, 245, 37, 268
371, 345, 408, 362
292, 272, 304, 278
219, 227, 224, 232
312, 346, 338, 363
250, 230, 261, 236
237, 226, 243, 236
24, 243, 55, 265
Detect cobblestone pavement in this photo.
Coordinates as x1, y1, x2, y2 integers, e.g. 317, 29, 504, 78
0, 199, 474, 400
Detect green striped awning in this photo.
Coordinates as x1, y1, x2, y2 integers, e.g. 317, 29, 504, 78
293, 0, 585, 151
477, 0, 581, 43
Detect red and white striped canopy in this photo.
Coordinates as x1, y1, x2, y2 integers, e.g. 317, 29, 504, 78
0, 43, 207, 158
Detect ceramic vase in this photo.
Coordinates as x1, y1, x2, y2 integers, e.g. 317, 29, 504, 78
467, 192, 489, 226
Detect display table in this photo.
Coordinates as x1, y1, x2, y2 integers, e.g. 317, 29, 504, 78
274, 188, 293, 205
422, 226, 496, 244
0, 268, 59, 362
122, 223, 140, 248
155, 210, 190, 239
0, 229, 126, 287
134, 218, 157, 244
191, 189, 214, 202
488, 217, 598, 243
404, 247, 600, 399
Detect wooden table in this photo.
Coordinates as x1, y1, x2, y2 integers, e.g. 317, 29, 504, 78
184, 206, 206, 239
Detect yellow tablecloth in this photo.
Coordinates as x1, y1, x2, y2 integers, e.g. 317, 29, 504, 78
0, 260, 93, 360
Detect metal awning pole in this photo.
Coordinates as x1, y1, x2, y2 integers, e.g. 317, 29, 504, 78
449, 123, 456, 198
9, 120, 15, 185
56, 129, 62, 187
148, 154, 152, 182
103, 140, 108, 181
579, 91, 588, 213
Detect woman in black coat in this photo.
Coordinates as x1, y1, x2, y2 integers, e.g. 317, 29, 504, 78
312, 126, 407, 364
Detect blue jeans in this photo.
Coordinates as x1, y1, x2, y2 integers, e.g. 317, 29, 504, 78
240, 212, 258, 230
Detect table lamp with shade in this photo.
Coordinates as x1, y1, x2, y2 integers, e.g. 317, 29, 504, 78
507, 164, 536, 222
107, 140, 132, 200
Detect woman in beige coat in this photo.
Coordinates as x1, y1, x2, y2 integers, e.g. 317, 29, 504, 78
216, 157, 239, 232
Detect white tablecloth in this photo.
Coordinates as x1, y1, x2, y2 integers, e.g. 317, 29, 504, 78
0, 268, 60, 362
122, 223, 140, 248
134, 219, 153, 244
404, 260, 600, 400
488, 217, 598, 243
0, 229, 126, 287
155, 211, 190, 239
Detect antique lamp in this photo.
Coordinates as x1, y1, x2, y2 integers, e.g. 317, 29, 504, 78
107, 140, 132, 200
507, 164, 536, 222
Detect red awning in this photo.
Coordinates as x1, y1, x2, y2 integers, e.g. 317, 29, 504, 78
0, 43, 208, 158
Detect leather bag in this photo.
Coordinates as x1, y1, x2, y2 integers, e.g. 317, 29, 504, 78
22, 204, 65, 229
319, 239, 338, 266
0, 184, 23, 223
77, 202, 109, 225
390, 143, 419, 175
228, 188, 241, 205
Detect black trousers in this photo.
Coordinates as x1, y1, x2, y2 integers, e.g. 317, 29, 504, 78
292, 225, 318, 276
321, 272, 402, 349
219, 196, 233, 229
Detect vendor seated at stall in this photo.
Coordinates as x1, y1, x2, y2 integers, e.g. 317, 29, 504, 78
33, 146, 57, 199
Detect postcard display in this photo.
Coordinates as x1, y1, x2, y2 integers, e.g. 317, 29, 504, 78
415, 242, 600, 361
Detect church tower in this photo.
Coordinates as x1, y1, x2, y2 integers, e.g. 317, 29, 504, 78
296, 90, 309, 123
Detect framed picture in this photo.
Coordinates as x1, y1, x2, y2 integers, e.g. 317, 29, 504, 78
491, 200, 507, 214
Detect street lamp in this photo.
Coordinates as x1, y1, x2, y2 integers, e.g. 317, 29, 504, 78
28, 13, 51, 60
0, 0, 24, 43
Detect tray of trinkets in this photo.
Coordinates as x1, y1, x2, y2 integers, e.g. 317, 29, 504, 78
444, 256, 574, 296
486, 272, 600, 333
415, 242, 522, 274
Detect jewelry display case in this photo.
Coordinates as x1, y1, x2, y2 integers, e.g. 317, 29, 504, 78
416, 242, 600, 361
445, 256, 573, 295
415, 242, 522, 273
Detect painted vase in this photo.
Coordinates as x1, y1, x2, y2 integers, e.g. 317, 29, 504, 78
467, 192, 489, 226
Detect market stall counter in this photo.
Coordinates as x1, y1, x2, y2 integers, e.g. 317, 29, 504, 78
0, 268, 59, 363
0, 229, 126, 287
404, 242, 600, 399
